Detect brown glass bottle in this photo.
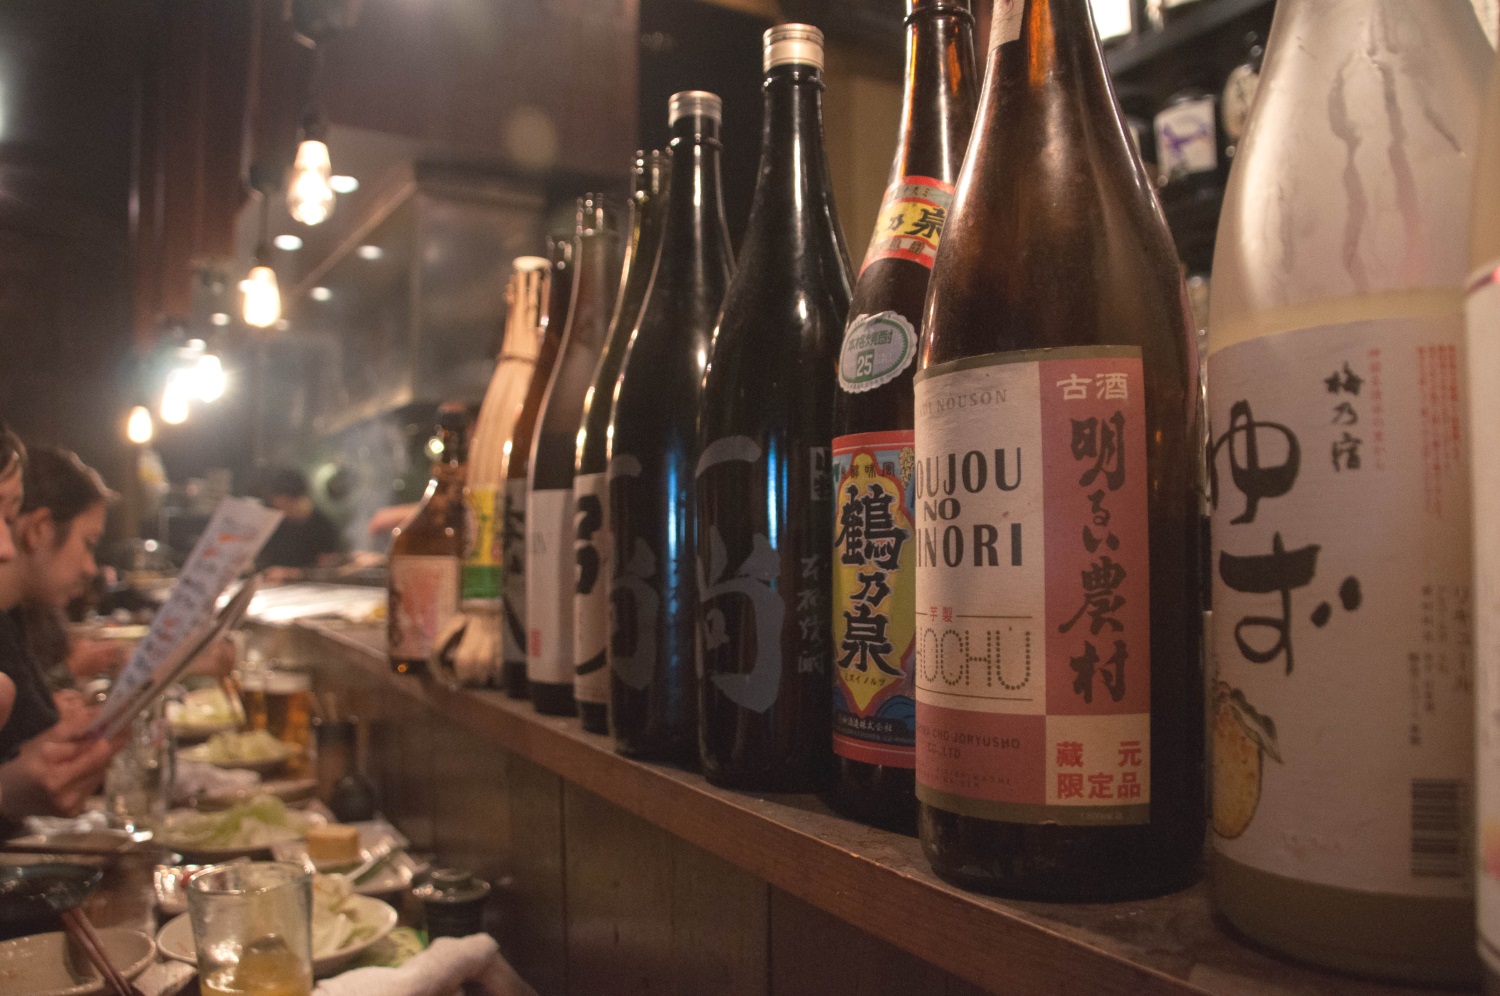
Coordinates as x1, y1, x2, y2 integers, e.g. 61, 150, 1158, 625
389, 407, 470, 675
527, 196, 621, 717
500, 234, 571, 698
696, 26, 852, 792
573, 152, 670, 735
915, 0, 1202, 900
828, 0, 978, 837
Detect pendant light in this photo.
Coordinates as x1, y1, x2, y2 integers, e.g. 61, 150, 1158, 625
287, 46, 335, 226
243, 184, 281, 328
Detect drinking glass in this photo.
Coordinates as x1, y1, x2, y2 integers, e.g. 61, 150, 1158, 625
186, 862, 313, 996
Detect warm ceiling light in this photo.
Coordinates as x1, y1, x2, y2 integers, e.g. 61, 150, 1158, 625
126, 406, 153, 444
287, 139, 336, 226
330, 175, 359, 194
242, 265, 281, 327
159, 372, 191, 425
273, 234, 304, 251
310, 286, 333, 302
194, 352, 226, 403
210, 312, 231, 326
355, 244, 384, 260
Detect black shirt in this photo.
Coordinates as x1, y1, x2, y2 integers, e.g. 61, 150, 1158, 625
257, 508, 345, 570
0, 610, 60, 763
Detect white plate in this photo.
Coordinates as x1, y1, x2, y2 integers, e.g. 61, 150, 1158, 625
0, 928, 154, 996
157, 894, 398, 976
270, 821, 421, 894
178, 741, 297, 774
153, 808, 324, 862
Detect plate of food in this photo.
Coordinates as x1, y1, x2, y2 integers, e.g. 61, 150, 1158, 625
152, 795, 323, 861
271, 822, 425, 896
0, 928, 155, 996
178, 730, 298, 774
167, 686, 242, 741
156, 875, 397, 977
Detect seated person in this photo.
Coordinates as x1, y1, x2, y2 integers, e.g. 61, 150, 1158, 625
257, 468, 345, 571
0, 437, 117, 817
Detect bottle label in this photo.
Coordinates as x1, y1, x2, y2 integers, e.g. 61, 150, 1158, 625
1154, 97, 1218, 185
990, 0, 1022, 51
861, 177, 955, 274
526, 487, 574, 685
461, 486, 502, 601
913, 347, 1152, 825
832, 431, 917, 767
839, 312, 919, 394
1208, 315, 1472, 899
573, 471, 611, 706
502, 479, 528, 667
1471, 265, 1500, 967
608, 455, 659, 691
389, 554, 460, 661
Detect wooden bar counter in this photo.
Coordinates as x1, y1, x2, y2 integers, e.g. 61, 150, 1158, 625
246, 619, 1448, 996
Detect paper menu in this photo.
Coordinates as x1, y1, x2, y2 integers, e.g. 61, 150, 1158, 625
91, 497, 281, 736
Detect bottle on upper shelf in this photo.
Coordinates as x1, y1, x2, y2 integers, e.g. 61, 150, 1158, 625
527, 196, 622, 717
696, 24, 852, 792
573, 152, 671, 736
608, 92, 734, 763
827, 0, 979, 836
500, 234, 571, 700
1208, 0, 1487, 984
915, 0, 1202, 901
389, 406, 471, 676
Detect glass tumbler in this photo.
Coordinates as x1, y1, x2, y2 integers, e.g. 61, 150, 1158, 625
186, 862, 313, 996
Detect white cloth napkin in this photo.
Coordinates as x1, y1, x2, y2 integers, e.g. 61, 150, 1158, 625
313, 934, 537, 996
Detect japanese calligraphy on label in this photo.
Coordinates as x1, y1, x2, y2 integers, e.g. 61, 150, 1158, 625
526, 487, 573, 685
390, 554, 460, 661
502, 479, 528, 669
1470, 267, 1500, 969
832, 431, 917, 767
462, 485, 502, 601
573, 472, 611, 705
1208, 315, 1472, 899
913, 347, 1152, 826
861, 177, 953, 273
839, 312, 918, 394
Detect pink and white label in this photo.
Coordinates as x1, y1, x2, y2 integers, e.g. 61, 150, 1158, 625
913, 347, 1151, 825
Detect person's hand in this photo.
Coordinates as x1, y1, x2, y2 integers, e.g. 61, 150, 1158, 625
184, 637, 236, 679
66, 638, 129, 681
0, 707, 119, 818
367, 503, 417, 537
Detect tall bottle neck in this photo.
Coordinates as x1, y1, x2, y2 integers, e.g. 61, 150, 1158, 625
661, 115, 730, 268
565, 228, 621, 349
995, 0, 1106, 86
754, 64, 837, 226
896, 0, 978, 179
429, 427, 467, 493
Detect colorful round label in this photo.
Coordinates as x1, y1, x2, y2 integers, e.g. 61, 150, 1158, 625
839, 312, 917, 394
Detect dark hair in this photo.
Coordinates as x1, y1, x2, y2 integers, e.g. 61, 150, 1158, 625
20, 447, 117, 533
266, 467, 309, 500
0, 421, 25, 481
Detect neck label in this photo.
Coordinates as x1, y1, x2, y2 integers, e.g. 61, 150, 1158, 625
990, 0, 1023, 51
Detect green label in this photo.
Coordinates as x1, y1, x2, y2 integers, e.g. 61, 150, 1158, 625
462, 486, 502, 601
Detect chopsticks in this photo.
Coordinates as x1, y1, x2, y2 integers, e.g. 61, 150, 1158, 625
59, 906, 142, 996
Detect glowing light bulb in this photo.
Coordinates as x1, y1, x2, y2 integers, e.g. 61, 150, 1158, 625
160, 372, 191, 425
127, 406, 154, 444
194, 353, 226, 403
242, 265, 281, 328
287, 139, 336, 226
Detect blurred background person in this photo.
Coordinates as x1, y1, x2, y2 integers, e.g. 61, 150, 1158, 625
257, 466, 345, 573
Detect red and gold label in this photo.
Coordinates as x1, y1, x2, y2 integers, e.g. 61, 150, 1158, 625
861, 176, 954, 273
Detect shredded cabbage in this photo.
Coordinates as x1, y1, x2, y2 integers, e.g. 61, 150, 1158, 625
311, 874, 378, 957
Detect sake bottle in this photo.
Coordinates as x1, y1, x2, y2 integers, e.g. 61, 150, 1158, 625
528, 196, 621, 716
573, 153, 670, 735
1473, 12, 1500, 989
696, 24, 852, 790
1208, 0, 1486, 983
500, 234, 570, 698
916, 0, 1202, 901
829, 0, 978, 835
609, 92, 733, 761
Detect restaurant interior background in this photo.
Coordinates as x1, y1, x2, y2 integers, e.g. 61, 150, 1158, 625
0, 0, 1345, 562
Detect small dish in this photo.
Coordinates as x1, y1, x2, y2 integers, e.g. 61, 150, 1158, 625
178, 740, 297, 775
156, 894, 397, 976
0, 928, 154, 996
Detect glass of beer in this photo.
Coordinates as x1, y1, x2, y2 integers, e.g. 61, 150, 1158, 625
187, 862, 313, 996
264, 668, 314, 779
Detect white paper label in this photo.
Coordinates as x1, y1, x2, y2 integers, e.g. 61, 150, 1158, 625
1470, 268, 1500, 969
526, 487, 574, 685
502, 479, 528, 667
990, 0, 1022, 50
1155, 97, 1218, 184
1208, 315, 1473, 899
389, 554, 461, 661
573, 472, 611, 706
840, 312, 918, 394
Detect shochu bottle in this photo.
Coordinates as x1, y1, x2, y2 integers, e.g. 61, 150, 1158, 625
501, 233, 571, 699
610, 92, 734, 761
915, 0, 1202, 900
574, 152, 670, 735
528, 196, 621, 716
828, 0, 978, 835
697, 26, 852, 791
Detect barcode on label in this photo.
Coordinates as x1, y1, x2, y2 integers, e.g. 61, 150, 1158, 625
1410, 778, 1467, 878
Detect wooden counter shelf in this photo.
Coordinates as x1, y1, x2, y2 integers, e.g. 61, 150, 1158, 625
262, 619, 1450, 996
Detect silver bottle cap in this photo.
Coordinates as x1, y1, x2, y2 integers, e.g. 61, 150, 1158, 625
669, 91, 723, 126
763, 23, 824, 72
